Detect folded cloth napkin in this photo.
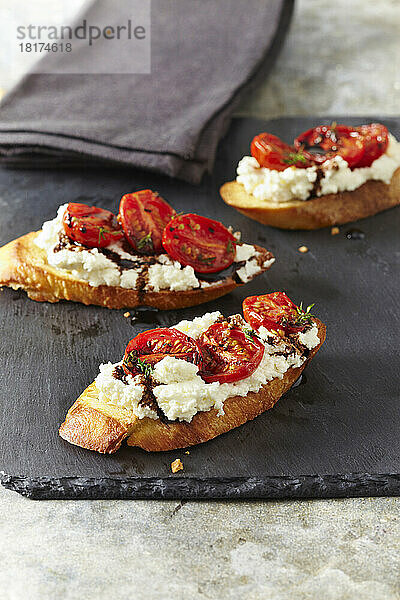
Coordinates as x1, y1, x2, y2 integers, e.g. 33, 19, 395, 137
0, 0, 293, 183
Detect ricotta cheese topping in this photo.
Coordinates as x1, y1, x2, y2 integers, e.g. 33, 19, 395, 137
94, 313, 320, 423
236, 134, 400, 204
34, 206, 269, 289
95, 362, 157, 420
173, 310, 223, 338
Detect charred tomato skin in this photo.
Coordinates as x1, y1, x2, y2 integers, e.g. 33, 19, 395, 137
118, 189, 176, 254
354, 123, 389, 167
243, 292, 306, 335
123, 327, 203, 375
198, 321, 264, 384
294, 123, 388, 169
162, 213, 236, 274
251, 132, 314, 171
62, 203, 124, 248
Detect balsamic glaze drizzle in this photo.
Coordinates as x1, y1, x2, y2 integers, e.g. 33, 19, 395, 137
345, 228, 365, 240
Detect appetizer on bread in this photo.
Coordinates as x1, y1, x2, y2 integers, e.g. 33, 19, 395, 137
59, 292, 326, 453
0, 190, 274, 309
220, 123, 400, 229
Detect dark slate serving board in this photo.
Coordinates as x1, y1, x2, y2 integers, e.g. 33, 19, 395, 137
1, 116, 399, 500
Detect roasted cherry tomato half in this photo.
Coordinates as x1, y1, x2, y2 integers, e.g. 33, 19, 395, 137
354, 123, 389, 167
62, 203, 124, 248
294, 124, 365, 168
162, 213, 236, 274
123, 328, 203, 376
251, 133, 314, 171
118, 190, 176, 254
198, 322, 264, 384
243, 292, 306, 335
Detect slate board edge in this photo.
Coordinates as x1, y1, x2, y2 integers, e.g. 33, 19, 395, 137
2, 472, 399, 501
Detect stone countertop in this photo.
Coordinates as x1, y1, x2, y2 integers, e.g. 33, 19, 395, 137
1, 1, 400, 599
236, 0, 400, 119
0, 490, 399, 600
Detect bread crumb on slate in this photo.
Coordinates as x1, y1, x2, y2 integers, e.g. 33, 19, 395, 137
331, 227, 340, 235
171, 459, 184, 473
185, 451, 190, 455
298, 245, 309, 253
124, 311, 131, 318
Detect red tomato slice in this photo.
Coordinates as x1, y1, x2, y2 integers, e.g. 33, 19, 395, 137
162, 214, 236, 274
294, 124, 365, 168
198, 322, 264, 383
62, 203, 124, 248
243, 292, 305, 334
123, 328, 203, 376
251, 133, 314, 171
355, 123, 389, 167
118, 190, 176, 254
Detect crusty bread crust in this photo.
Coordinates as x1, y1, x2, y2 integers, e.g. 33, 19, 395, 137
59, 319, 326, 453
59, 383, 138, 454
0, 231, 273, 310
220, 167, 400, 230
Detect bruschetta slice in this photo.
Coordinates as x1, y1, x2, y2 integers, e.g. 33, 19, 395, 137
59, 293, 326, 453
220, 123, 400, 229
0, 191, 274, 309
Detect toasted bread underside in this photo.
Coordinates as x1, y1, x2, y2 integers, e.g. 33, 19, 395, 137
59, 319, 326, 453
0, 231, 272, 310
220, 167, 400, 230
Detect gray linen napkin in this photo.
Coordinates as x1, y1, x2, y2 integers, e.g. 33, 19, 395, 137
0, 0, 293, 183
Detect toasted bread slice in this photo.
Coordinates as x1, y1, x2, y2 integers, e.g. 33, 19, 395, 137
0, 231, 273, 310
220, 167, 400, 230
59, 319, 325, 453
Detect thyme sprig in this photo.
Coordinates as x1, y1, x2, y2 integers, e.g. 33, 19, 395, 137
198, 255, 216, 265
136, 358, 154, 379
226, 240, 234, 254
97, 227, 121, 244
137, 232, 153, 250
243, 328, 257, 342
283, 152, 308, 166
294, 302, 315, 326
123, 353, 154, 379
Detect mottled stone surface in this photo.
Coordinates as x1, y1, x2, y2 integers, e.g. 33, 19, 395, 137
1, 486, 399, 599
237, 0, 400, 118
1, 1, 400, 598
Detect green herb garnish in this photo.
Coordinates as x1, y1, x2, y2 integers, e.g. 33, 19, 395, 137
294, 302, 315, 326
123, 353, 154, 379
97, 227, 121, 244
137, 232, 153, 250
98, 227, 106, 243
136, 358, 154, 379
243, 328, 257, 342
283, 152, 308, 166
226, 240, 234, 254
198, 255, 216, 264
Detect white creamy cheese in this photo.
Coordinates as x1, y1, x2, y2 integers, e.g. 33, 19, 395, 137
235, 243, 257, 262
236, 259, 263, 283
95, 362, 158, 419
236, 134, 400, 204
234, 243, 274, 283
297, 326, 320, 349
258, 323, 320, 351
147, 262, 199, 292
95, 317, 320, 423
34, 206, 265, 289
173, 311, 223, 338
152, 357, 223, 422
